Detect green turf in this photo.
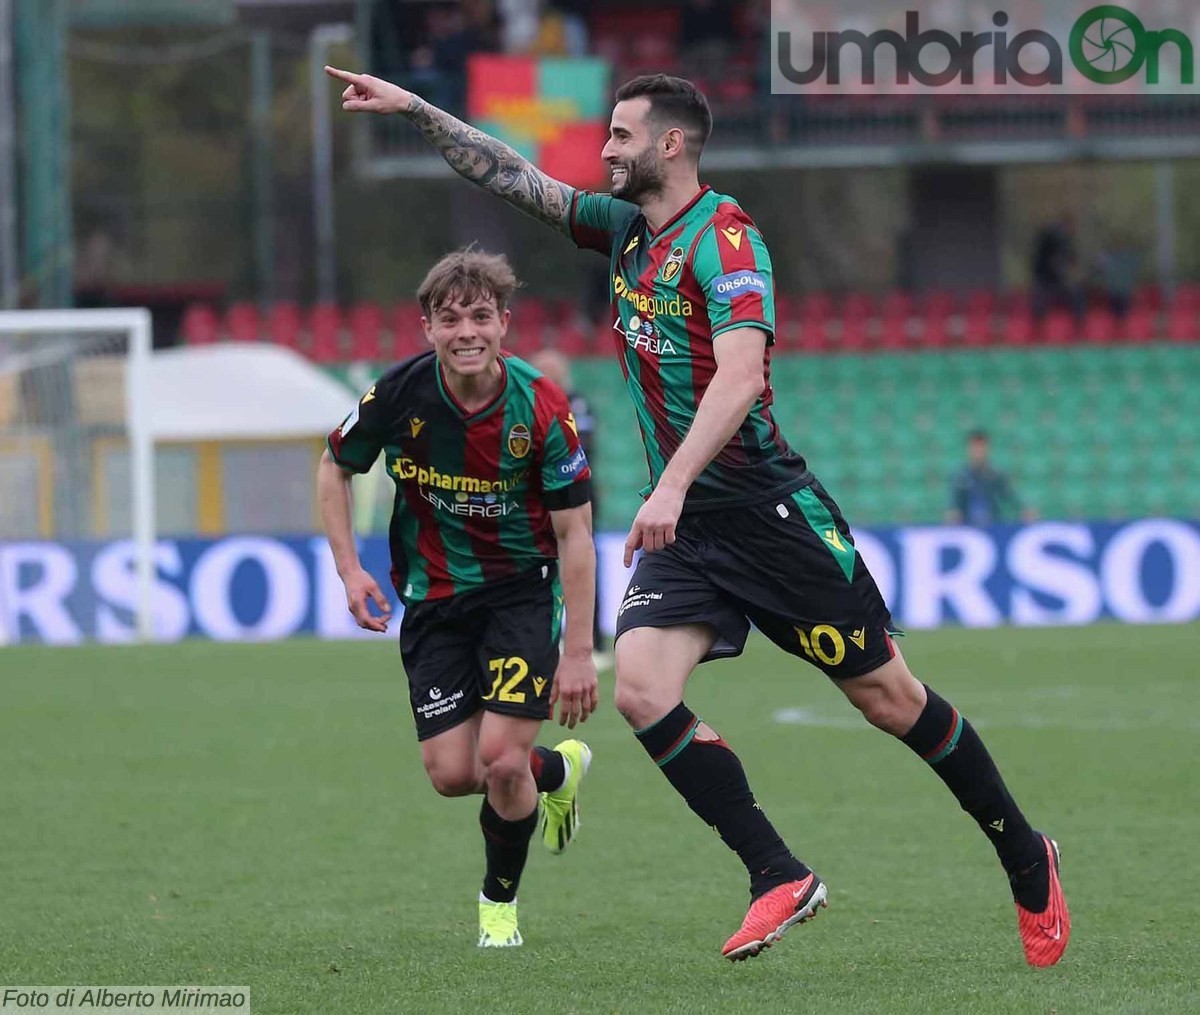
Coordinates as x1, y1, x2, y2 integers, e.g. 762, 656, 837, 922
2, 625, 1198, 1013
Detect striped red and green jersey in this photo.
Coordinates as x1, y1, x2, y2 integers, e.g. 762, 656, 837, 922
569, 184, 811, 511
327, 351, 591, 605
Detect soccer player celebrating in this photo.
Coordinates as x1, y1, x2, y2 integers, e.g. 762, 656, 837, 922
317, 250, 599, 948
324, 68, 1070, 967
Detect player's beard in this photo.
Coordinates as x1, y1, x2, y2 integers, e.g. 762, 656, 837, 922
611, 145, 665, 203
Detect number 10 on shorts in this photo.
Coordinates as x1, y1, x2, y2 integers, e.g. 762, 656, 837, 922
794, 625, 846, 667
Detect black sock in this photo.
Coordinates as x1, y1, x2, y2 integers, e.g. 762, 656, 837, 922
901, 684, 1044, 897
635, 703, 810, 898
479, 799, 538, 904
529, 746, 566, 794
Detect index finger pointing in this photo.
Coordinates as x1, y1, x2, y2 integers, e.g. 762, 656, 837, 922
324, 65, 359, 84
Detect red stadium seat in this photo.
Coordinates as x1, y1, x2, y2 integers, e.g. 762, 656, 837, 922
880, 291, 913, 320
591, 317, 617, 354
1001, 289, 1032, 318
838, 315, 869, 352
392, 301, 426, 357
1000, 313, 1035, 346
1082, 307, 1116, 344
792, 314, 828, 353
1167, 308, 1199, 342
180, 303, 219, 345
921, 312, 952, 348
551, 320, 590, 356
509, 298, 551, 349
962, 310, 993, 347
774, 294, 801, 346
964, 288, 996, 317
308, 303, 343, 362
1123, 307, 1158, 343
1171, 282, 1200, 313
922, 290, 957, 318
266, 302, 302, 348
1130, 284, 1162, 313
226, 303, 261, 343
842, 292, 873, 321
800, 292, 833, 321
348, 302, 384, 361
877, 314, 908, 351
1041, 309, 1077, 345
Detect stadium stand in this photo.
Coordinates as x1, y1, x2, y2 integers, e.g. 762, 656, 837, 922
181, 284, 1200, 358
573, 345, 1200, 529
179, 288, 1199, 530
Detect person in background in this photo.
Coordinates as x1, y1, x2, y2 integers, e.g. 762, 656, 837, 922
948, 429, 1035, 526
527, 348, 607, 657
1031, 216, 1083, 319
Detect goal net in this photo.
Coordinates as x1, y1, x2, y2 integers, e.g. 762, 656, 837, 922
0, 309, 155, 644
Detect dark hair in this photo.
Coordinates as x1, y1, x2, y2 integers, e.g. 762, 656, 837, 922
968, 429, 990, 442
614, 74, 712, 159
417, 248, 520, 315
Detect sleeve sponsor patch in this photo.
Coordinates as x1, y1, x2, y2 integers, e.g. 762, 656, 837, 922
338, 403, 360, 437
557, 446, 589, 480
710, 270, 768, 302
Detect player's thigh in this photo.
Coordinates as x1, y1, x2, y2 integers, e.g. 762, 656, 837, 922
614, 534, 750, 665
419, 711, 484, 796
613, 623, 716, 726
399, 601, 484, 744
475, 570, 561, 725
709, 484, 898, 680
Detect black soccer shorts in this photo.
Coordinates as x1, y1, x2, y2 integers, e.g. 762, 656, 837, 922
399, 565, 562, 741
614, 479, 900, 679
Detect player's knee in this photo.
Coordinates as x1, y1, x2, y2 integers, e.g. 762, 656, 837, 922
855, 694, 907, 735
613, 675, 665, 729
613, 640, 667, 727
423, 758, 481, 797
849, 676, 925, 736
480, 746, 530, 791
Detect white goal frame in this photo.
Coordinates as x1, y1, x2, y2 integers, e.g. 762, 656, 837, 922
0, 308, 156, 641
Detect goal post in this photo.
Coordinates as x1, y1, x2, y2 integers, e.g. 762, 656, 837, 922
0, 308, 155, 642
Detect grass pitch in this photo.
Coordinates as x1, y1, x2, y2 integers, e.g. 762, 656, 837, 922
2, 624, 1198, 1013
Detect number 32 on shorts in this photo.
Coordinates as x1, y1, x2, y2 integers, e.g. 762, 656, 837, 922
483, 656, 530, 703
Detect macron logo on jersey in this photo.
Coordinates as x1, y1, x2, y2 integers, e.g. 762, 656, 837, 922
711, 271, 768, 302
558, 446, 588, 479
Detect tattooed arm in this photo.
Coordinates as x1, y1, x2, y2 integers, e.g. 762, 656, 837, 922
324, 65, 573, 234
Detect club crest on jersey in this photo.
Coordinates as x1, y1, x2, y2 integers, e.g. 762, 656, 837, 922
660, 245, 685, 285
508, 423, 532, 459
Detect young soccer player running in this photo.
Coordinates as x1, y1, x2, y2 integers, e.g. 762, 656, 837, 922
324, 67, 1070, 968
317, 250, 599, 948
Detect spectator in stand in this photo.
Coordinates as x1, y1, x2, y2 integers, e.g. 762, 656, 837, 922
528, 348, 607, 655
410, 0, 500, 115
1093, 238, 1139, 319
947, 430, 1035, 526
1032, 216, 1084, 319
546, 0, 589, 57
497, 0, 539, 53
680, 0, 736, 75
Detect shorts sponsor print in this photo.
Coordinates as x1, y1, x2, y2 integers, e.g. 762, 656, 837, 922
615, 479, 899, 678
400, 566, 563, 739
